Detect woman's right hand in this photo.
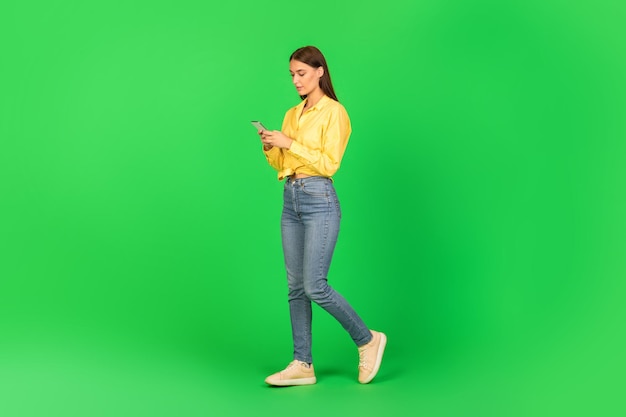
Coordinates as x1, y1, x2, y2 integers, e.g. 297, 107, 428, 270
259, 130, 273, 151
261, 130, 293, 150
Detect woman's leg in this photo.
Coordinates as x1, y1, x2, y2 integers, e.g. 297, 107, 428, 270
281, 181, 313, 364
298, 178, 372, 347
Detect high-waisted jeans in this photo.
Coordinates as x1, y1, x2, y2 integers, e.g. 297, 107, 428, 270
281, 176, 372, 364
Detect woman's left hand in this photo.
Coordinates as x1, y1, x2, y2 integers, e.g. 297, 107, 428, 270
261, 130, 293, 150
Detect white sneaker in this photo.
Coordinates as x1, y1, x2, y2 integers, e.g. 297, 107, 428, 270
358, 330, 387, 384
265, 360, 317, 386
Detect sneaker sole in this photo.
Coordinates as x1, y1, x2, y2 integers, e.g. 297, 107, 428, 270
265, 377, 317, 386
360, 332, 387, 384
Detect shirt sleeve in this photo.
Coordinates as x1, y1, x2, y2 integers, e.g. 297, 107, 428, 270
263, 145, 284, 172
288, 105, 351, 177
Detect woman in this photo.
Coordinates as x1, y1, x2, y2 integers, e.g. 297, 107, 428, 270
259, 46, 386, 386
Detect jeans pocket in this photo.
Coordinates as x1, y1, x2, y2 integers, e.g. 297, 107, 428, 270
301, 180, 328, 198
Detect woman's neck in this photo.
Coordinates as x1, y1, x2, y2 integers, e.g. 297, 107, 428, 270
305, 89, 324, 108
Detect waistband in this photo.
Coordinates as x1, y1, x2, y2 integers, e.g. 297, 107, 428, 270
286, 175, 332, 184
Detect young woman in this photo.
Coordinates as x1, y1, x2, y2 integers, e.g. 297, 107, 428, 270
258, 46, 386, 386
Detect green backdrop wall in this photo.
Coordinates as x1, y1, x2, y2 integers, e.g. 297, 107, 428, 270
1, 1, 624, 416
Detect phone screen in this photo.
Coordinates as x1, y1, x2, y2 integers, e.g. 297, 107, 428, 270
251, 121, 268, 131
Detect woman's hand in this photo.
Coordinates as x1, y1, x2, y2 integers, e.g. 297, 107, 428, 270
259, 129, 273, 151
260, 130, 293, 150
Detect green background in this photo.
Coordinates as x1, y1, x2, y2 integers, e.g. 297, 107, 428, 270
1, 0, 624, 416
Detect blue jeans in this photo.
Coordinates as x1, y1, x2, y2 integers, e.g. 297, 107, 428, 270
281, 176, 372, 364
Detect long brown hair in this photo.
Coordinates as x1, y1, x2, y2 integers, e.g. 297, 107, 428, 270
290, 46, 339, 102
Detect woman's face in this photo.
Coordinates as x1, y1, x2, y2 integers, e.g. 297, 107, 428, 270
289, 60, 323, 96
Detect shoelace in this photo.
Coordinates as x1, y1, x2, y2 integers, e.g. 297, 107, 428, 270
358, 347, 371, 370
287, 360, 310, 369
279, 361, 299, 376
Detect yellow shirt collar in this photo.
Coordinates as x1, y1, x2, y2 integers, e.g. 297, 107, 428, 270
299, 94, 330, 112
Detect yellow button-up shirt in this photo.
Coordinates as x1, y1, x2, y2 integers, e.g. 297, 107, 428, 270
264, 95, 351, 181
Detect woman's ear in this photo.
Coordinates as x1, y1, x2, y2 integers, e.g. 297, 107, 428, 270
317, 66, 325, 79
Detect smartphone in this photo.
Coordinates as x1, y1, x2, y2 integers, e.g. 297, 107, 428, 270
251, 121, 268, 132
